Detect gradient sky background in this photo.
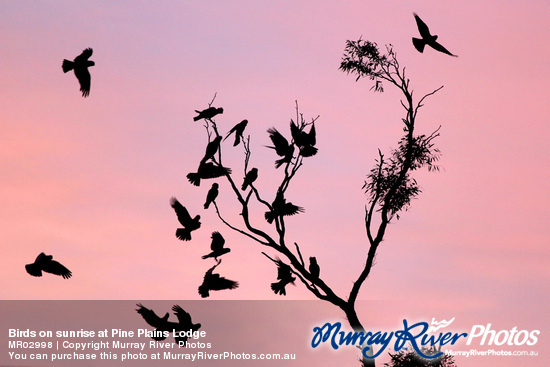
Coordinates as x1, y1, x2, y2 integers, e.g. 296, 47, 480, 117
1, 1, 548, 366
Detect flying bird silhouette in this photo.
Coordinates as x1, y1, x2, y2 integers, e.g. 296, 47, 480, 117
62, 48, 95, 97
25, 252, 72, 279
187, 162, 232, 186
412, 13, 457, 57
224, 120, 248, 147
204, 183, 219, 209
193, 107, 224, 121
270, 258, 296, 296
200, 136, 222, 164
241, 168, 258, 191
264, 190, 304, 224
170, 197, 201, 241
198, 260, 239, 298
136, 304, 201, 343
201, 232, 231, 260
290, 120, 317, 157
266, 128, 295, 168
309, 257, 320, 280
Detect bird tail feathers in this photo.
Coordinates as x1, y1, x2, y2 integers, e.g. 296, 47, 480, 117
412, 38, 425, 53
62, 59, 74, 73
175, 228, 192, 241
187, 173, 201, 186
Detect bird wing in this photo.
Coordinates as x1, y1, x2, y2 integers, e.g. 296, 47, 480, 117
280, 202, 305, 216
74, 67, 91, 97
413, 13, 431, 38
210, 231, 225, 251
290, 120, 303, 146
74, 48, 93, 62
267, 128, 289, 155
207, 273, 239, 291
136, 304, 164, 328
275, 259, 292, 280
172, 305, 193, 328
307, 123, 316, 146
42, 260, 72, 279
430, 41, 457, 57
170, 197, 192, 226
224, 124, 238, 141
199, 163, 232, 179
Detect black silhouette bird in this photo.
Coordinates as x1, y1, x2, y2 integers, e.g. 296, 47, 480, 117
136, 304, 201, 343
200, 136, 222, 164
201, 232, 231, 260
62, 48, 94, 97
193, 107, 224, 122
224, 120, 248, 147
266, 128, 295, 168
204, 183, 219, 209
270, 258, 296, 296
170, 197, 201, 241
264, 190, 304, 224
187, 162, 232, 186
309, 257, 320, 280
290, 120, 317, 157
198, 260, 239, 298
241, 168, 258, 191
25, 252, 72, 279
412, 13, 457, 57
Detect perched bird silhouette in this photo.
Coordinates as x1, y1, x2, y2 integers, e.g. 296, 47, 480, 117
170, 197, 201, 241
200, 136, 222, 164
241, 168, 258, 191
193, 107, 224, 122
187, 162, 232, 186
204, 183, 219, 209
266, 128, 295, 168
309, 257, 320, 280
198, 260, 239, 298
25, 252, 72, 279
412, 13, 457, 57
136, 304, 201, 343
270, 258, 296, 296
62, 48, 94, 97
264, 190, 304, 224
224, 120, 248, 147
201, 232, 231, 260
290, 120, 317, 157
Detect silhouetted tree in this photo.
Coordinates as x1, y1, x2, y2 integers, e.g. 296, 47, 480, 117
177, 38, 445, 366
384, 346, 456, 367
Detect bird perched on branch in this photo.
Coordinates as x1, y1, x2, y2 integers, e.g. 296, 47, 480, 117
198, 260, 239, 298
25, 252, 72, 279
264, 190, 304, 224
193, 107, 224, 121
200, 136, 222, 164
204, 183, 219, 209
224, 120, 248, 147
270, 259, 296, 296
412, 13, 457, 57
62, 48, 95, 97
136, 304, 201, 343
309, 257, 320, 280
241, 168, 258, 191
170, 197, 201, 241
266, 128, 294, 168
187, 162, 232, 186
290, 120, 317, 157
201, 232, 231, 260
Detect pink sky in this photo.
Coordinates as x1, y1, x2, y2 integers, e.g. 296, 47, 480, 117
1, 1, 548, 366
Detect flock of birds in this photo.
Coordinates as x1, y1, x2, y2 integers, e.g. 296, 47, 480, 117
24, 12, 456, 339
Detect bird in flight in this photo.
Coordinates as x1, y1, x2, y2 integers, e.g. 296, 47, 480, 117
266, 128, 294, 168
204, 183, 219, 209
412, 13, 457, 57
136, 304, 201, 343
187, 161, 231, 187
201, 232, 231, 260
25, 252, 72, 279
170, 197, 201, 241
193, 107, 224, 122
264, 190, 304, 224
241, 168, 258, 191
198, 259, 239, 298
224, 120, 248, 147
62, 48, 95, 97
270, 258, 296, 296
290, 120, 317, 157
